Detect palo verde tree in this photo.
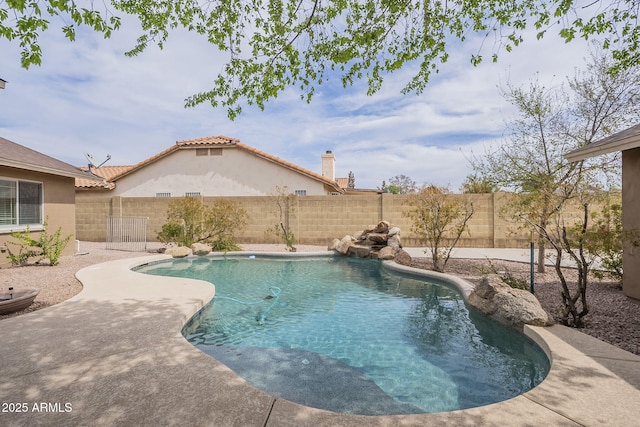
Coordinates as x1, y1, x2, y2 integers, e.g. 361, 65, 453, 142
157, 196, 248, 251
470, 47, 640, 272
403, 185, 474, 272
3, 1, 640, 117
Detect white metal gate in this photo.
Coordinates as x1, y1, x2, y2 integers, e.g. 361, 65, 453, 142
106, 216, 148, 252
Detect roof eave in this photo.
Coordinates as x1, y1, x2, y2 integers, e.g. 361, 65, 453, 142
0, 159, 98, 181
565, 137, 640, 162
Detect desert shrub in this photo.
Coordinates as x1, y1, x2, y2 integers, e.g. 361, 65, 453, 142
265, 186, 297, 252
6, 220, 72, 266
478, 259, 530, 291
157, 197, 248, 249
404, 185, 474, 272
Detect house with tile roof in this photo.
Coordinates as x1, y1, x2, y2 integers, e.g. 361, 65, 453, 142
76, 136, 344, 197
565, 124, 640, 300
1, 137, 95, 267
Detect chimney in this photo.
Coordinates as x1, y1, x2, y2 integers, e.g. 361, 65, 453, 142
321, 150, 336, 181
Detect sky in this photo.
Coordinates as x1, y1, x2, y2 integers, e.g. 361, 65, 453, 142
0, 10, 597, 191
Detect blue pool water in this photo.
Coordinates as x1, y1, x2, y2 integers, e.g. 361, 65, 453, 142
135, 256, 549, 415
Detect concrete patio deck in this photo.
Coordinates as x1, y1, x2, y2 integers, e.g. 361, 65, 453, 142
1, 253, 639, 426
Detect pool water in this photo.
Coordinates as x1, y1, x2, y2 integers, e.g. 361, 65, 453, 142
135, 256, 549, 415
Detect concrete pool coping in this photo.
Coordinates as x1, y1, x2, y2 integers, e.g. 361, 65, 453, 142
0, 252, 639, 426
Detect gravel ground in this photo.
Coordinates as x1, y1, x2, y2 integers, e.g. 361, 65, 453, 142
2, 242, 639, 356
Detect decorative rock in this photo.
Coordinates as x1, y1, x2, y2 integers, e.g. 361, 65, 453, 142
191, 243, 212, 256
387, 227, 401, 237
387, 235, 401, 251
353, 230, 365, 241
336, 236, 354, 255
394, 249, 412, 266
377, 246, 396, 260
468, 275, 553, 328
373, 221, 390, 234
367, 233, 388, 244
331, 221, 404, 264
347, 245, 372, 258
165, 246, 192, 258
328, 238, 341, 251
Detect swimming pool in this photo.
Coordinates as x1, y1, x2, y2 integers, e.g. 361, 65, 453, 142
135, 255, 549, 415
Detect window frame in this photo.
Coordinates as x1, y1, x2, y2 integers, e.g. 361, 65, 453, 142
0, 176, 44, 234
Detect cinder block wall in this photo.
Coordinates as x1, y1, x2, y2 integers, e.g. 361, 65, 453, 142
75, 192, 597, 248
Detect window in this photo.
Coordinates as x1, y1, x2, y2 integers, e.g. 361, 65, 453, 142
294, 190, 307, 196
185, 192, 201, 197
155, 192, 171, 198
0, 178, 43, 229
195, 148, 223, 156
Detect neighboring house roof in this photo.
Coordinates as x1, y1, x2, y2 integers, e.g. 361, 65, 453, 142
76, 166, 134, 189
0, 136, 92, 180
336, 177, 349, 189
565, 124, 640, 162
74, 136, 344, 193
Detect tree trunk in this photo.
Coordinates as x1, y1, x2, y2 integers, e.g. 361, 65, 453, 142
537, 236, 546, 273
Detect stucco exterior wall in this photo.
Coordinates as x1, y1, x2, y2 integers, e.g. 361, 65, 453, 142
110, 148, 329, 197
0, 166, 76, 268
622, 149, 640, 299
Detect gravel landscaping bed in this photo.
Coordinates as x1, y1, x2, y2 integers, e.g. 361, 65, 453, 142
2, 242, 639, 356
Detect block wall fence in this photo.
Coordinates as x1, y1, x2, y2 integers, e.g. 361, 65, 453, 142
75, 192, 590, 249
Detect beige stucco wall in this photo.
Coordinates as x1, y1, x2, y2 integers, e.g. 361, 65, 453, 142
622, 149, 640, 299
110, 148, 330, 197
0, 166, 76, 268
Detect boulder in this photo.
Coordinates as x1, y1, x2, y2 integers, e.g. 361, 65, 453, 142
377, 246, 396, 260
166, 246, 192, 258
347, 245, 372, 258
336, 236, 354, 255
394, 249, 412, 266
328, 238, 341, 251
468, 275, 553, 328
373, 220, 390, 234
367, 233, 388, 244
387, 227, 401, 237
191, 243, 212, 256
387, 235, 401, 251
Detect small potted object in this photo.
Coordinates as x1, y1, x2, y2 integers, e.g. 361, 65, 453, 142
0, 287, 39, 315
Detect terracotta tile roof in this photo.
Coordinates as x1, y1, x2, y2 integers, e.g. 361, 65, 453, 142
78, 136, 344, 193
336, 177, 349, 189
75, 166, 134, 189
0, 136, 91, 179
177, 136, 240, 146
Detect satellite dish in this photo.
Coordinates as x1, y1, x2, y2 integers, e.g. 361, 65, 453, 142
84, 153, 111, 169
